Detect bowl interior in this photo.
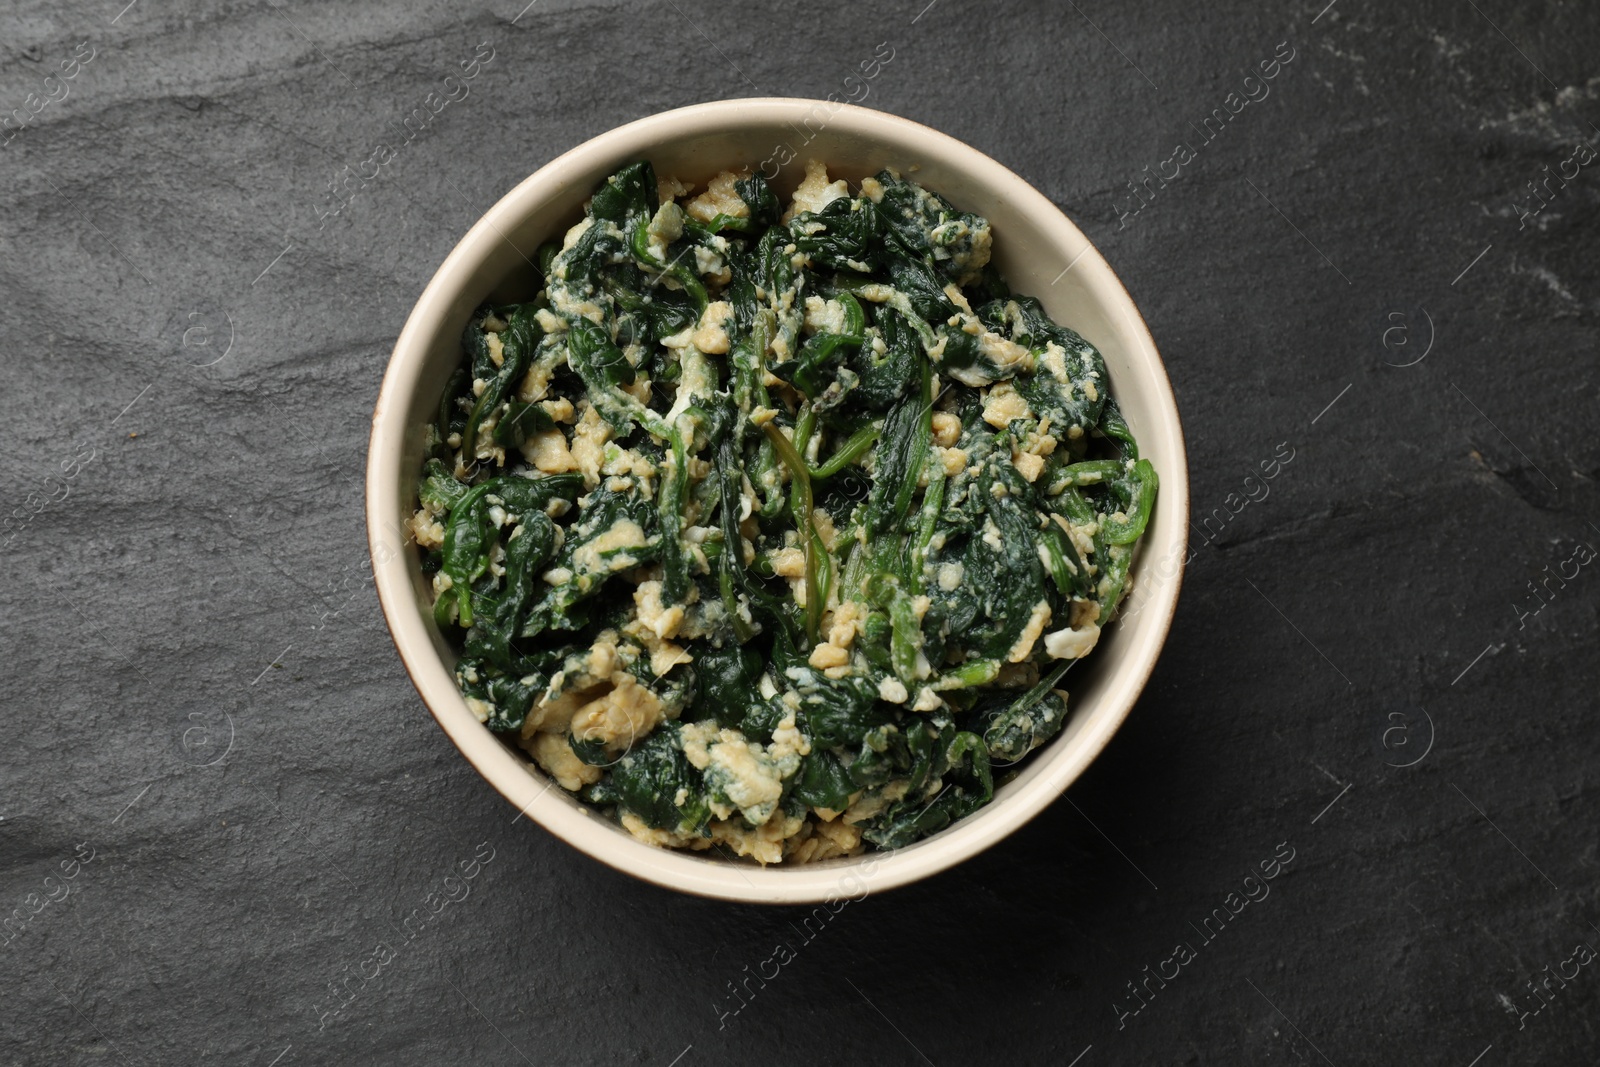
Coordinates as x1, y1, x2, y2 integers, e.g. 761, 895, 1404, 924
368, 99, 1188, 903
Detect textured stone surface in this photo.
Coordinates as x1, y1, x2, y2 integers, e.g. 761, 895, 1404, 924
2, 0, 1598, 1063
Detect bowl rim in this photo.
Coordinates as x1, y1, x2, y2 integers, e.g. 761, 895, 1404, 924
366, 97, 1188, 904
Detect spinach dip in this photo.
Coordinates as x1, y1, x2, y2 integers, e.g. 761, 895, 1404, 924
412, 160, 1157, 864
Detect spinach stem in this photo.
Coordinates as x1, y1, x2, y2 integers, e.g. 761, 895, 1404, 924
762, 420, 823, 645
810, 424, 880, 479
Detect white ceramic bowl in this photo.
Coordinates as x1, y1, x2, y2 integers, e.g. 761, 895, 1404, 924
367, 98, 1188, 904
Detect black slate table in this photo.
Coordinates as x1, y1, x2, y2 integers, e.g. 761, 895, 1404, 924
4, 1, 1598, 1064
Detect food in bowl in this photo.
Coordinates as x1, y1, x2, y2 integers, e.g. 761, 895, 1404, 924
410, 159, 1157, 864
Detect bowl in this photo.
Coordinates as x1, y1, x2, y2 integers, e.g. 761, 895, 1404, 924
366, 98, 1188, 904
